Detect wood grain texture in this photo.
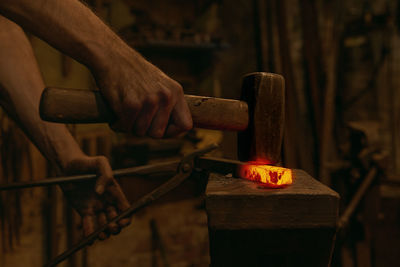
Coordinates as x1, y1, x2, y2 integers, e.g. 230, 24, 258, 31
206, 169, 339, 229
40, 88, 249, 131
184, 95, 248, 131
40, 88, 114, 123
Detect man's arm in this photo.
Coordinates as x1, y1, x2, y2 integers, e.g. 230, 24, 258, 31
0, 16, 130, 239
0, 0, 193, 137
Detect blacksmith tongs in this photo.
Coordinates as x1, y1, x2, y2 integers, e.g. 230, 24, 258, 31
0, 144, 218, 266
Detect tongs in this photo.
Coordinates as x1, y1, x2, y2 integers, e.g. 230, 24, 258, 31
0, 144, 218, 266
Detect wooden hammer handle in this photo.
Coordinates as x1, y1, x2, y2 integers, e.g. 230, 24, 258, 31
40, 88, 249, 131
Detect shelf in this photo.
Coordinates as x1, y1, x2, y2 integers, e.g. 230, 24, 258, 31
129, 40, 229, 54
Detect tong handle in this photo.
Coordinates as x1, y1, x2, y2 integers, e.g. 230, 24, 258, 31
45, 144, 218, 266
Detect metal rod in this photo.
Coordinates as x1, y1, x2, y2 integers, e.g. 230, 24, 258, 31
44, 168, 191, 266
0, 156, 241, 190
338, 167, 378, 230
195, 156, 244, 176
44, 144, 218, 267
0, 160, 180, 190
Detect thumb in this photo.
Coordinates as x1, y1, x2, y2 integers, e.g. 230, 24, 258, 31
165, 102, 193, 137
95, 178, 107, 195
93, 156, 114, 195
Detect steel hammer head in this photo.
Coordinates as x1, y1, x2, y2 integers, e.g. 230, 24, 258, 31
238, 72, 285, 164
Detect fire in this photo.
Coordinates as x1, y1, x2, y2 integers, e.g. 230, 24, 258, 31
239, 163, 293, 188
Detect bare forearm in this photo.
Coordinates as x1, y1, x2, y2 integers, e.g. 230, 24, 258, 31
0, 16, 84, 171
0, 0, 136, 74
0, 0, 192, 137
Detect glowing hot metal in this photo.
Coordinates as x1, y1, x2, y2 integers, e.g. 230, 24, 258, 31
239, 163, 293, 188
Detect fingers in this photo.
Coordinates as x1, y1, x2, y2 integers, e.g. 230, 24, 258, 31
165, 96, 193, 137
94, 156, 114, 195
146, 84, 192, 138
147, 89, 175, 138
106, 206, 121, 235
86, 210, 120, 241
63, 154, 132, 241
98, 204, 130, 239
97, 212, 109, 240
106, 183, 132, 228
133, 94, 159, 136
118, 217, 131, 228
107, 185, 131, 228
94, 156, 131, 231
105, 77, 192, 138
83, 214, 96, 237
110, 96, 141, 133
108, 182, 130, 212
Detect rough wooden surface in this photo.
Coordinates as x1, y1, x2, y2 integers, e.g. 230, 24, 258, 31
40, 88, 249, 131
206, 170, 339, 267
185, 95, 248, 131
206, 169, 339, 229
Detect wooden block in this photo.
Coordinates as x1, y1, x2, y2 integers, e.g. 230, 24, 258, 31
206, 169, 339, 229
205, 170, 340, 267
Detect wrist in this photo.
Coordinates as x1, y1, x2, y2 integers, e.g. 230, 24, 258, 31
90, 35, 136, 76
46, 129, 87, 173
57, 148, 87, 174
91, 37, 159, 85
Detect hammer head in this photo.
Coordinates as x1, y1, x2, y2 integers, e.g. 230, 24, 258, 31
238, 72, 285, 164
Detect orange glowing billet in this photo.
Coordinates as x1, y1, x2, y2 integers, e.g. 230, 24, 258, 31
239, 163, 293, 188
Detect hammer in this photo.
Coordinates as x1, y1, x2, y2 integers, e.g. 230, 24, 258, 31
40, 72, 285, 164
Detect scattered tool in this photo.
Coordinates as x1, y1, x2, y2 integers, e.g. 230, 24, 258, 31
0, 156, 293, 191
0, 160, 180, 190
39, 72, 285, 164
43, 144, 218, 267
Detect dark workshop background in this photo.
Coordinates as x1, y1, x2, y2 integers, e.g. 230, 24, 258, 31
1, 0, 400, 266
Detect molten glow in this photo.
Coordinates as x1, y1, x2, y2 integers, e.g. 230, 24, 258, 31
239, 163, 293, 188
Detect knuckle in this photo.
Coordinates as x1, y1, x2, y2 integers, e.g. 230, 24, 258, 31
110, 226, 121, 235
165, 80, 183, 96
123, 98, 141, 113
98, 233, 107, 240
106, 206, 117, 216
95, 155, 108, 164
145, 94, 159, 107
95, 157, 108, 170
119, 218, 131, 227
182, 120, 193, 131
158, 88, 173, 104
176, 84, 184, 96
178, 84, 184, 92
171, 81, 184, 93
